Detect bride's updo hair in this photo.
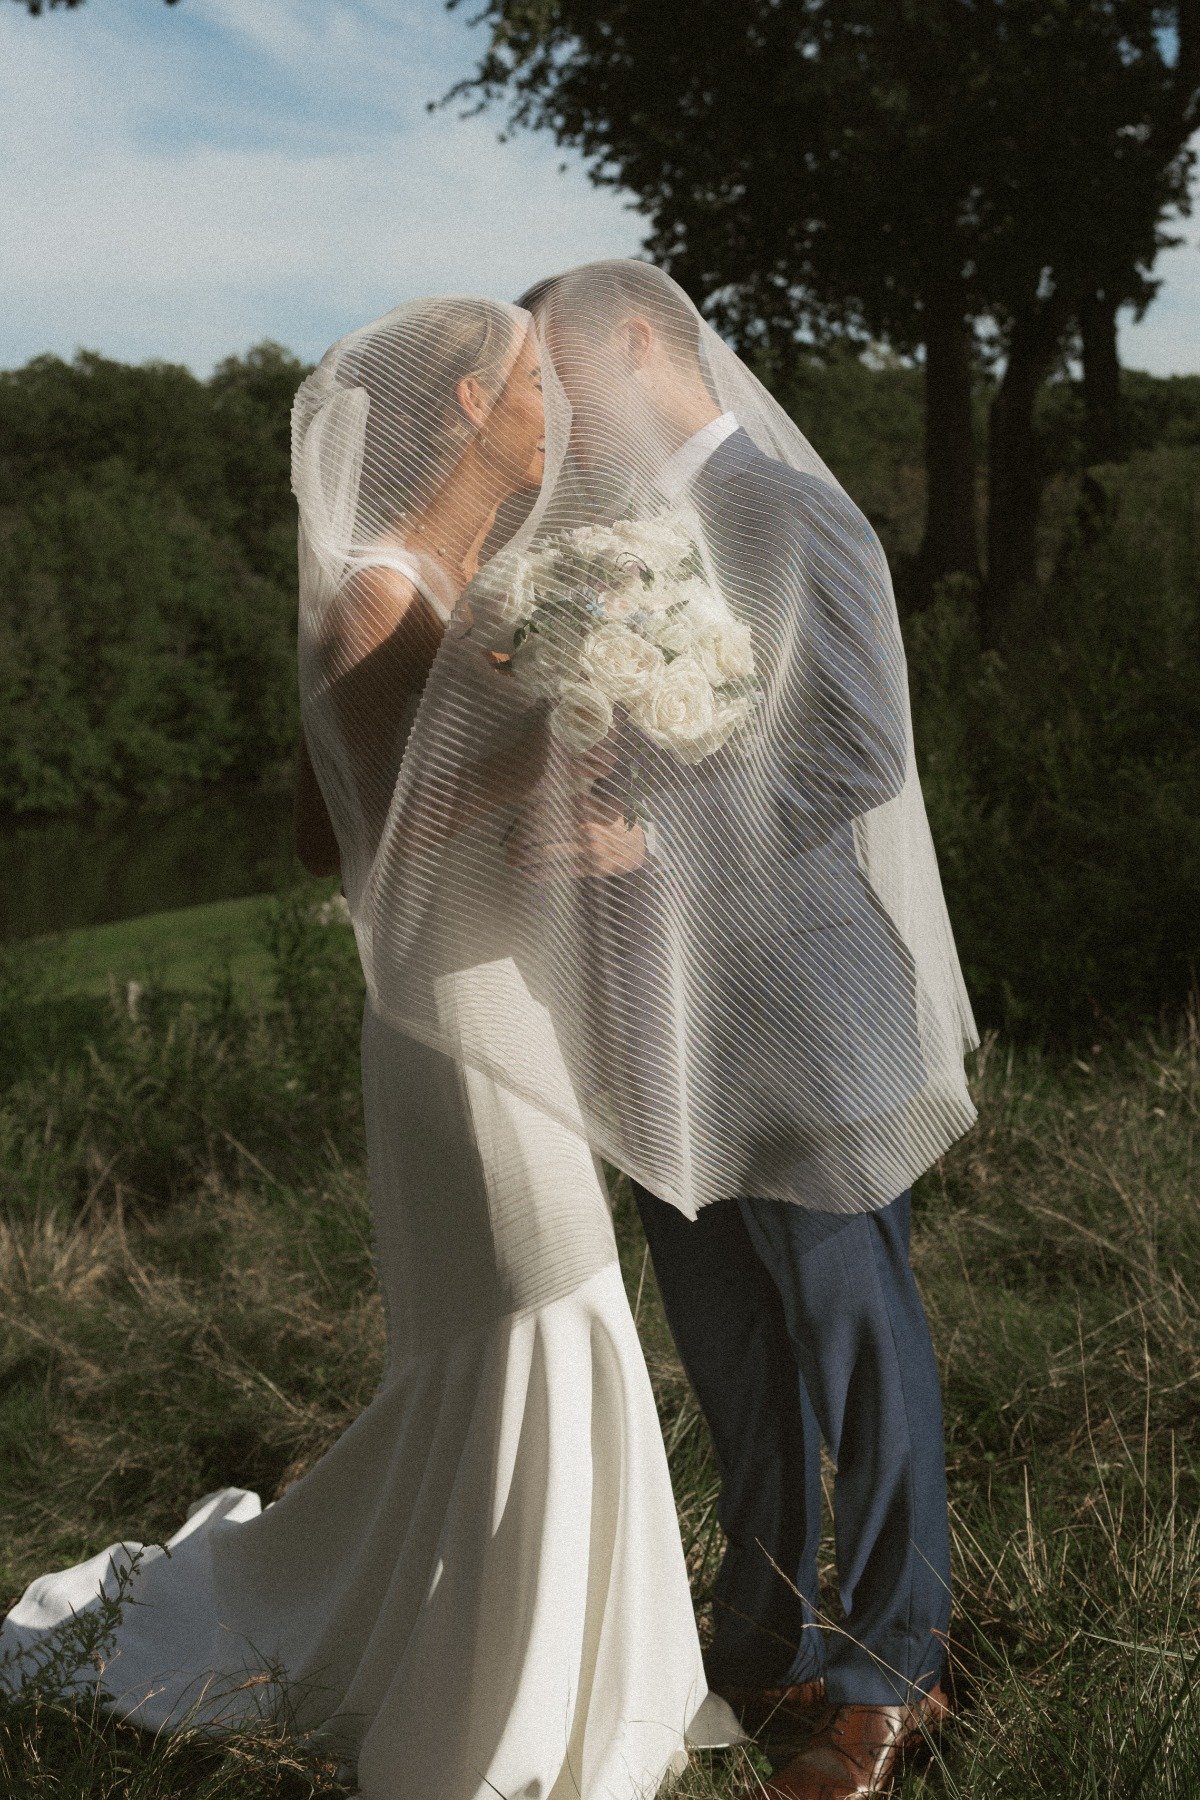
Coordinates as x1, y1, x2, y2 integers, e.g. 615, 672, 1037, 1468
342, 296, 521, 535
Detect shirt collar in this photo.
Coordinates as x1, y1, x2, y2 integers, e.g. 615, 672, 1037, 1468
656, 410, 740, 501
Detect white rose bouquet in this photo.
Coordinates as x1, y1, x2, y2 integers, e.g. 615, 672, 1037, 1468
466, 504, 764, 831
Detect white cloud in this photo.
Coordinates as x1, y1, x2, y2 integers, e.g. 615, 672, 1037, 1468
0, 0, 645, 374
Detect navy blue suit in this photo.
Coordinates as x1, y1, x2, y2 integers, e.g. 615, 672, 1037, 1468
628, 426, 952, 1706
584, 425, 933, 1210
630, 1179, 951, 1706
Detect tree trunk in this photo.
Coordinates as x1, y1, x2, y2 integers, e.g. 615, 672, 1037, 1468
1078, 288, 1124, 465
984, 292, 1072, 634
917, 283, 981, 601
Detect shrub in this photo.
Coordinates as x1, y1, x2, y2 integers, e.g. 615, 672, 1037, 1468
907, 446, 1200, 1048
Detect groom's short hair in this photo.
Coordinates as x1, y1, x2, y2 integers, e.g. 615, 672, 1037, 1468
517, 260, 706, 370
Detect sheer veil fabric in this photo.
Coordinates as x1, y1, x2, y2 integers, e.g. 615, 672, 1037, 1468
0, 566, 722, 1800
292, 259, 980, 1300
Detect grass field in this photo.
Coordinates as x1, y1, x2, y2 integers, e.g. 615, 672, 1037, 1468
0, 883, 1197, 1797
14, 892, 285, 1003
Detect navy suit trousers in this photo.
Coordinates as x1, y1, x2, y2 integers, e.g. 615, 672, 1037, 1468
629, 1180, 951, 1706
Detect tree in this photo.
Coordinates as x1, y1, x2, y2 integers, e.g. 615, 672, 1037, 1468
0, 344, 307, 815
12, 0, 177, 11
0, 459, 295, 813
441, 0, 1199, 624
208, 341, 312, 586
969, 4, 1199, 612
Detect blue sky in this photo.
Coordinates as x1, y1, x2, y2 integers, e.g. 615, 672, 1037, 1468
1, 0, 1197, 378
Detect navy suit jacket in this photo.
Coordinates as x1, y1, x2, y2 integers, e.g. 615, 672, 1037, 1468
568, 427, 930, 1205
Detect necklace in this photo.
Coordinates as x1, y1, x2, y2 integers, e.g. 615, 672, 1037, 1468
409, 524, 451, 558
407, 524, 472, 585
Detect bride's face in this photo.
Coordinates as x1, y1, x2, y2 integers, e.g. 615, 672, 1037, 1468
474, 328, 546, 494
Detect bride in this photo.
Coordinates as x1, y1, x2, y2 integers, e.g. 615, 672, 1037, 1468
0, 295, 736, 1797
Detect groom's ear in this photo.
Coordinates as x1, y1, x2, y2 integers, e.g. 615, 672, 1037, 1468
620, 315, 654, 369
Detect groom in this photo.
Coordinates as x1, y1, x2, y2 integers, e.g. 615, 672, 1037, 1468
514, 261, 953, 1800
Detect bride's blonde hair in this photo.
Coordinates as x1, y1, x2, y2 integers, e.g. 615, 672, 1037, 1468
344, 296, 520, 530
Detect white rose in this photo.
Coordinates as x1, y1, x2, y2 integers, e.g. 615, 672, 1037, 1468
471, 551, 538, 630
566, 523, 622, 555
580, 622, 665, 704
650, 615, 696, 657
677, 576, 732, 625
705, 693, 757, 753
694, 617, 756, 685
625, 572, 679, 614
496, 562, 539, 629
548, 680, 614, 752
598, 586, 641, 621
644, 579, 730, 640
627, 655, 717, 760
610, 513, 694, 567
603, 555, 660, 605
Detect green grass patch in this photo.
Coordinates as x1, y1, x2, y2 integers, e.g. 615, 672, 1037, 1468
17, 890, 329, 1006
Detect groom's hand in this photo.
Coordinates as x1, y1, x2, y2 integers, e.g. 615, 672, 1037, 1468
504, 791, 648, 879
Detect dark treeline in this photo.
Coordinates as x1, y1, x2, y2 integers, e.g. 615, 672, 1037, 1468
0, 343, 307, 815
1, 340, 1198, 1048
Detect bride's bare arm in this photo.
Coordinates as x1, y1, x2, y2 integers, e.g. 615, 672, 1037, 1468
322, 563, 642, 879
323, 563, 569, 849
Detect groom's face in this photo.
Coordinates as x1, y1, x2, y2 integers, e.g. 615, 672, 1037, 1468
538, 310, 641, 473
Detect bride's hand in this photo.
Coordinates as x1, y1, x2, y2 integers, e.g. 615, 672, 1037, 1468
454, 717, 617, 835
504, 788, 647, 879
506, 717, 618, 806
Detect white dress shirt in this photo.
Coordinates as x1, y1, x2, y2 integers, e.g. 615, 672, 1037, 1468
656, 410, 740, 500
634, 410, 739, 866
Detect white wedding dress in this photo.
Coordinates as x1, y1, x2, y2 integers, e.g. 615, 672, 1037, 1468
0, 553, 741, 1800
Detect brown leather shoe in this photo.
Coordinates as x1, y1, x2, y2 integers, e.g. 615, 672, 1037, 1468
711, 1675, 828, 1745
738, 1680, 952, 1798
